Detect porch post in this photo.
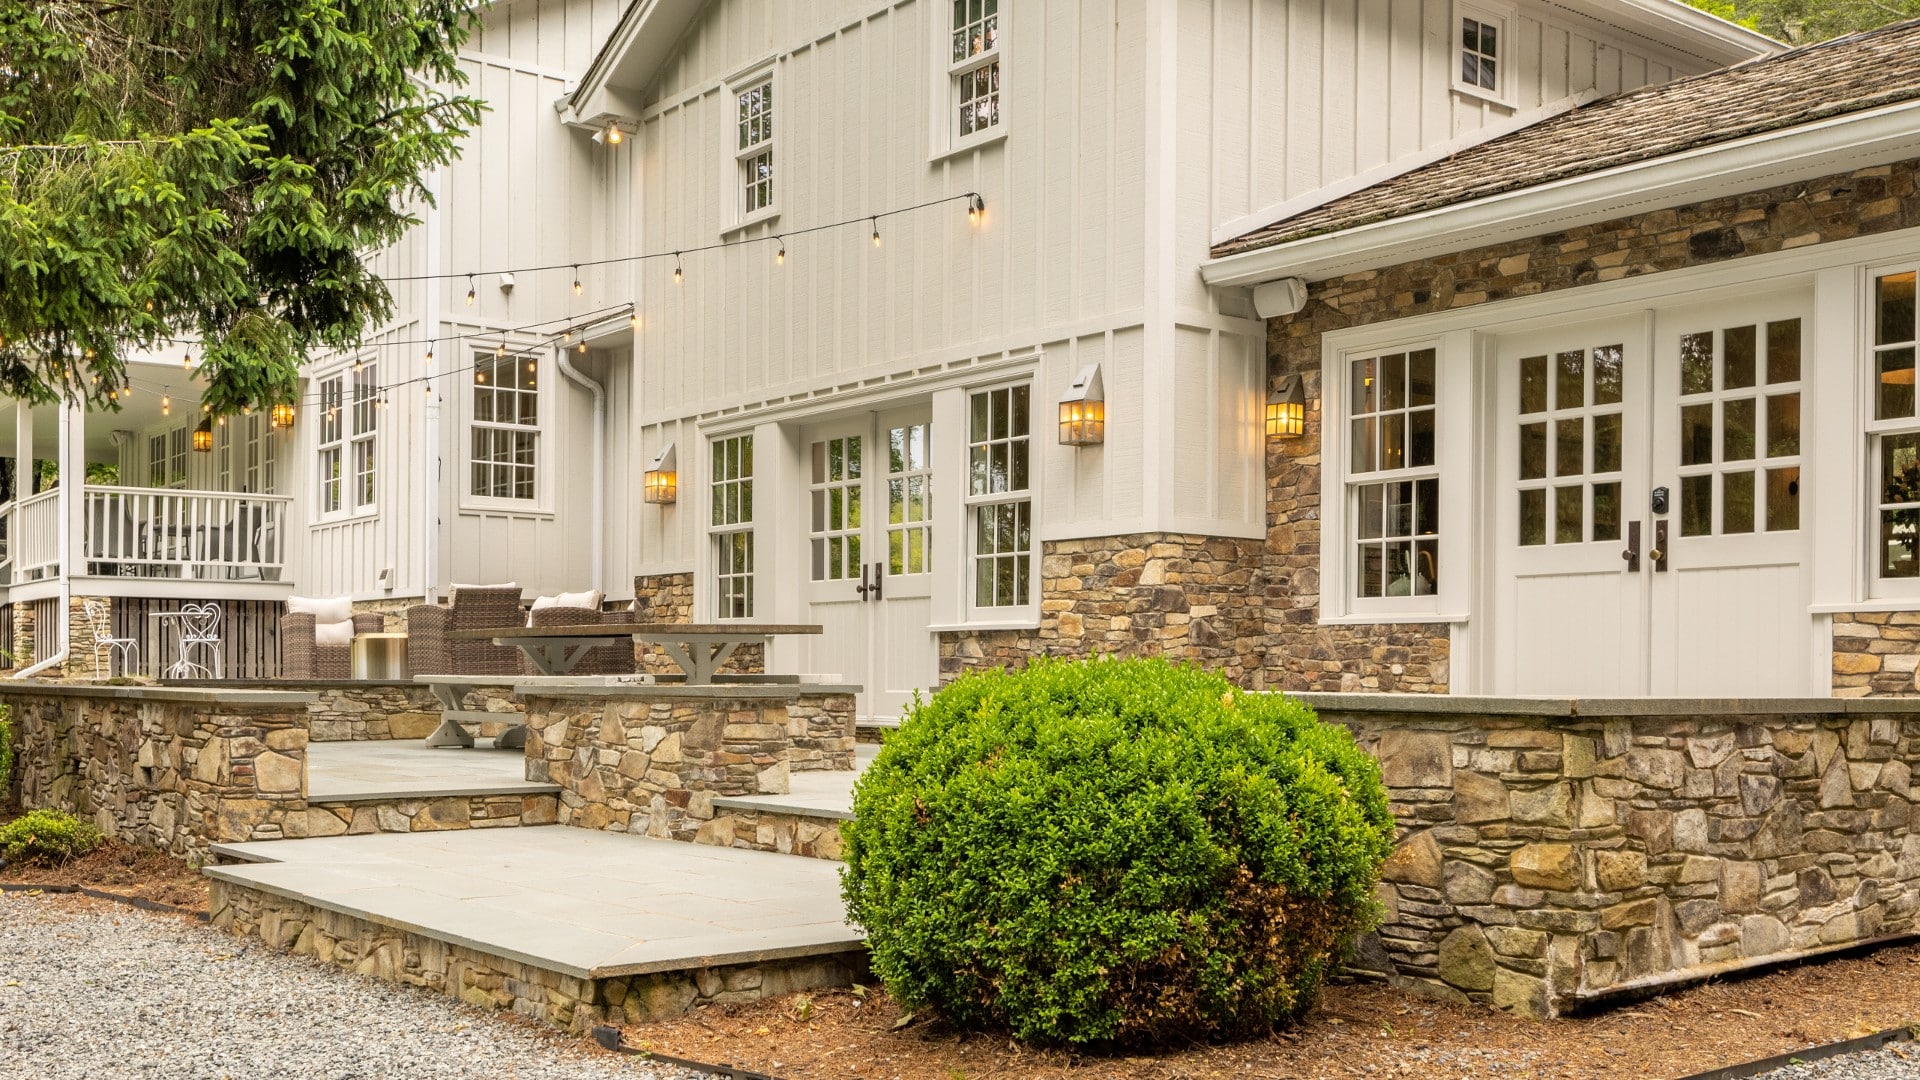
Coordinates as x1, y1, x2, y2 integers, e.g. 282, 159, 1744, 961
14, 399, 30, 499
59, 399, 83, 578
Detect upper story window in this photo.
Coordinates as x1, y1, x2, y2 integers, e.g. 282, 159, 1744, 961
471, 350, 539, 501
351, 362, 379, 508
950, 0, 1002, 142
1871, 270, 1920, 585
318, 375, 346, 514
736, 79, 774, 221
1349, 349, 1440, 599
967, 384, 1031, 610
711, 434, 755, 619
318, 363, 376, 517
1453, 1, 1514, 106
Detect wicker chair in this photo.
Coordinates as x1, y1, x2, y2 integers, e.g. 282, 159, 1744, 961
525, 605, 635, 675
281, 611, 386, 679
405, 585, 525, 676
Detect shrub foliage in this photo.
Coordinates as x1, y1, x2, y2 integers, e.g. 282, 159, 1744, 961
0, 809, 104, 866
841, 658, 1395, 1046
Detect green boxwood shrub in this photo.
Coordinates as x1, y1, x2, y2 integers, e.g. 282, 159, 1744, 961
841, 658, 1395, 1047
0, 809, 104, 866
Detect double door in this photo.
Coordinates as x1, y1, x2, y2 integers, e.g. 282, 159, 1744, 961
800, 407, 938, 721
1490, 296, 1813, 695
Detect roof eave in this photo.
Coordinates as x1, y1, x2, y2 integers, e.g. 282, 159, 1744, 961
1199, 98, 1920, 291
1605, 0, 1787, 63
560, 0, 708, 128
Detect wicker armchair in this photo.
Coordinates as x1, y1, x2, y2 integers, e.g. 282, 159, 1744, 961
526, 605, 635, 675
405, 585, 525, 676
281, 612, 385, 679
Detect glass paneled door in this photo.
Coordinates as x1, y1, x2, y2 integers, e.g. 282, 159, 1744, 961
1488, 296, 1814, 695
800, 407, 937, 722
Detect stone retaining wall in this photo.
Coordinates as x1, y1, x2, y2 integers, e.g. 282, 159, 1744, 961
1306, 694, 1920, 1017
304, 794, 559, 836
697, 806, 847, 860
209, 879, 865, 1031
1833, 613, 1920, 697
519, 685, 856, 841
3, 684, 319, 859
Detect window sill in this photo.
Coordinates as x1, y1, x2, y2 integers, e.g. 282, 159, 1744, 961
720, 209, 780, 239
312, 509, 379, 527
928, 128, 1007, 166
1450, 85, 1516, 111
928, 615, 1040, 633
1812, 599, 1920, 614
1320, 611, 1469, 627
459, 497, 553, 518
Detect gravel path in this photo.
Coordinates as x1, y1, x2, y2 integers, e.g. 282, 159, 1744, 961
0, 893, 701, 1080
1751, 1041, 1920, 1079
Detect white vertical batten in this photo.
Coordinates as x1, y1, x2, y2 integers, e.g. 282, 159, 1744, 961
423, 159, 445, 604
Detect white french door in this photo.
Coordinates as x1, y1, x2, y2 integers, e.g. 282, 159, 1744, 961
799, 407, 938, 721
1489, 295, 1814, 696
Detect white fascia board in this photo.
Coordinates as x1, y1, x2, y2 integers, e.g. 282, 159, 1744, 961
1599, 0, 1785, 62
560, 0, 707, 127
1199, 98, 1920, 290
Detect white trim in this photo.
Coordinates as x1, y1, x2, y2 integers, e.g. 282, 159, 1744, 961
927, 618, 1041, 633
1201, 99, 1920, 289
1452, 0, 1518, 109
929, 0, 1006, 160
693, 349, 1043, 435
721, 59, 779, 234
458, 346, 551, 513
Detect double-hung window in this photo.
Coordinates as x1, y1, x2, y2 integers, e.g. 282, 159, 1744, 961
966, 384, 1031, 610
1348, 349, 1441, 600
735, 79, 774, 222
317, 375, 346, 514
351, 363, 378, 509
711, 434, 755, 619
471, 350, 539, 501
1871, 269, 1920, 586
949, 0, 1002, 143
148, 428, 186, 488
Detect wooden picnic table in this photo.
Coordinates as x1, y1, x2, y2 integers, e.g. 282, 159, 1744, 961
446, 622, 824, 682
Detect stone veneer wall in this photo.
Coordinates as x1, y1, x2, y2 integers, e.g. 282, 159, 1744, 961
520, 686, 856, 841
1265, 159, 1920, 694
8, 599, 35, 672
631, 572, 762, 674
209, 879, 865, 1031
305, 793, 559, 836
4, 685, 319, 859
1833, 613, 1920, 697
1311, 695, 1920, 1018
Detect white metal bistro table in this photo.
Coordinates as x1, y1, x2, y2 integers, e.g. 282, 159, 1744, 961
145, 610, 207, 678
446, 622, 825, 682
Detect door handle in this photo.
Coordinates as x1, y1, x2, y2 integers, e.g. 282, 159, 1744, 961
869, 561, 883, 602
1649, 519, 1668, 572
1622, 521, 1641, 572
856, 563, 871, 599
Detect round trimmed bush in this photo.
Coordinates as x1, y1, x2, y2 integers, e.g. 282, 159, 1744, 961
840, 657, 1394, 1046
0, 809, 104, 866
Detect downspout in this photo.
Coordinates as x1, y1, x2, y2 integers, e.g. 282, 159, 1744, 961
556, 344, 606, 596
422, 162, 445, 604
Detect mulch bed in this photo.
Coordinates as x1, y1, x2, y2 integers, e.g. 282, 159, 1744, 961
0, 804, 209, 912
621, 946, 1920, 1080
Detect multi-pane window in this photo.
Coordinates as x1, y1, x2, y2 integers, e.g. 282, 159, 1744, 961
351, 362, 378, 508
1675, 320, 1801, 537
887, 422, 932, 575
712, 435, 755, 619
317, 375, 345, 514
1461, 16, 1498, 91
148, 430, 187, 488
1350, 349, 1440, 598
1517, 344, 1625, 547
471, 351, 539, 501
950, 0, 1002, 139
216, 421, 233, 490
242, 415, 277, 494
810, 436, 862, 581
967, 385, 1030, 608
1454, 3, 1509, 101
736, 80, 774, 218
1872, 271, 1920, 579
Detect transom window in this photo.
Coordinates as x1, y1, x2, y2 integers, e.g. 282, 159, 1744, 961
471, 350, 539, 501
1675, 320, 1801, 538
967, 385, 1030, 608
887, 422, 932, 575
736, 80, 774, 219
1872, 270, 1920, 579
810, 435, 863, 581
1349, 349, 1440, 598
712, 434, 755, 619
950, 0, 1002, 140
1517, 345, 1625, 547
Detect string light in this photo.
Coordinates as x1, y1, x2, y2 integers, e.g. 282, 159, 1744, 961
629, 312, 640, 328
969, 193, 986, 224
183, 353, 191, 371
774, 237, 786, 266
572, 266, 583, 296
577, 341, 587, 354
672, 252, 683, 285
161, 395, 170, 416
495, 343, 506, 358
465, 275, 476, 306
871, 218, 881, 247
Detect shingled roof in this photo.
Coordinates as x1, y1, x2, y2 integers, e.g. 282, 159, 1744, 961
1211, 19, 1920, 260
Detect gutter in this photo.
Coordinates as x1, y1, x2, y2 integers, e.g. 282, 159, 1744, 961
556, 341, 608, 598
1199, 96, 1920, 290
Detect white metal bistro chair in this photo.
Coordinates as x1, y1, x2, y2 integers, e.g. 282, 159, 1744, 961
83, 598, 139, 678
168, 602, 224, 679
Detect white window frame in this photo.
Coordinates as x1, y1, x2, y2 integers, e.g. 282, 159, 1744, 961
215, 418, 233, 491
351, 361, 379, 510
315, 371, 348, 519
241, 414, 277, 495
963, 380, 1036, 618
1320, 331, 1472, 623
710, 433, 756, 620
1453, 0, 1516, 108
931, 0, 1006, 160
1867, 263, 1920, 599
723, 62, 778, 233
147, 431, 187, 489
465, 348, 544, 508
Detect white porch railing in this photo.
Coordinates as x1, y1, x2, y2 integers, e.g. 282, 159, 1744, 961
81, 486, 291, 581
12, 489, 61, 581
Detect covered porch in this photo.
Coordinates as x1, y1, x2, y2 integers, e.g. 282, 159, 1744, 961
0, 356, 296, 677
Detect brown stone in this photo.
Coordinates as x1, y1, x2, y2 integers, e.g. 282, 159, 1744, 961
1453, 770, 1510, 824
1377, 730, 1453, 789
1510, 844, 1579, 891
1594, 849, 1647, 891
1380, 830, 1444, 889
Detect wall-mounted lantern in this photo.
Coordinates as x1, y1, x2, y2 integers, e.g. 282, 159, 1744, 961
1057, 363, 1105, 446
643, 442, 678, 504
192, 417, 215, 452
1267, 374, 1306, 439
270, 403, 296, 429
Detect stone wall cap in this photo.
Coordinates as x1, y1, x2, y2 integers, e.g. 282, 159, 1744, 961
168, 678, 423, 690
1287, 692, 1920, 718
0, 681, 320, 706
512, 680, 862, 699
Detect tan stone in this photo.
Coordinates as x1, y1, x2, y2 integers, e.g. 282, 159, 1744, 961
1377, 730, 1453, 789
1453, 771, 1509, 824
1510, 783, 1573, 828
253, 751, 303, 794
1594, 849, 1647, 891
694, 817, 737, 847
1510, 844, 1579, 891
412, 799, 471, 831
1380, 830, 1444, 889
305, 808, 350, 837
1437, 926, 1496, 992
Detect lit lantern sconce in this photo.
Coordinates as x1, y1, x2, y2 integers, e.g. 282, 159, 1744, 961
192, 417, 215, 452
270, 403, 296, 429
643, 442, 678, 505
1266, 374, 1306, 439
1057, 364, 1105, 447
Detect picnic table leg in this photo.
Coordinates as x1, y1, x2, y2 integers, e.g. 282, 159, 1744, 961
521, 642, 596, 676
424, 681, 476, 749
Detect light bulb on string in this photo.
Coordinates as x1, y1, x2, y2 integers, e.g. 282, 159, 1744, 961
562, 329, 572, 343
577, 341, 587, 354
774, 237, 786, 266
572, 266, 583, 296
968, 193, 986, 224
629, 311, 640, 328
871, 218, 881, 247
162, 396, 171, 416
495, 343, 506, 358
672, 252, 683, 285
466, 275, 477, 306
